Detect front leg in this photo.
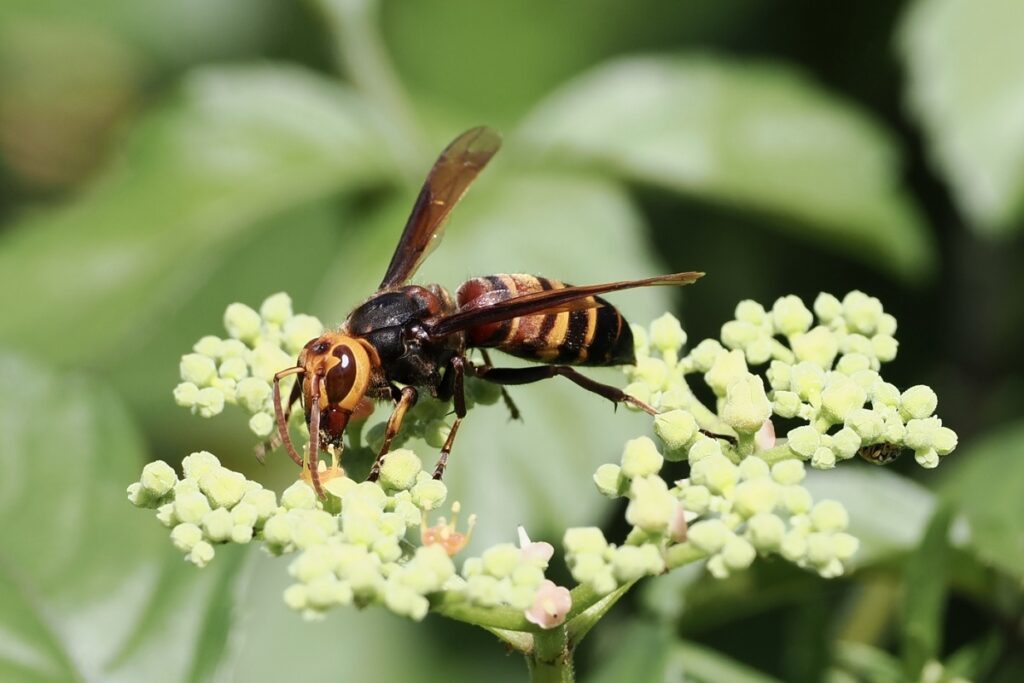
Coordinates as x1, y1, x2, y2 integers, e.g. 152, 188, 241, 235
367, 386, 418, 481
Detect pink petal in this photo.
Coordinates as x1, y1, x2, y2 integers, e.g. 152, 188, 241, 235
524, 580, 572, 629
755, 419, 776, 452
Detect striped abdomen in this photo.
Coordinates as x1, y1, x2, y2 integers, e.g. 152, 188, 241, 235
455, 274, 634, 366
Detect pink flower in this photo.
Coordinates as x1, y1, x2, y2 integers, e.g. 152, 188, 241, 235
517, 526, 554, 566
524, 580, 572, 629
669, 503, 689, 543
755, 419, 776, 452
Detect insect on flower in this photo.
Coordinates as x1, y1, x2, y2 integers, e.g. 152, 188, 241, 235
272, 127, 704, 497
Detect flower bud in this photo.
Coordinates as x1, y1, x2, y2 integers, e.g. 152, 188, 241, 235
766, 361, 792, 391
733, 479, 781, 517
633, 357, 670, 391
791, 327, 838, 369
282, 317, 321, 356
721, 536, 756, 570
379, 449, 422, 491
622, 382, 652, 407
736, 300, 768, 325
180, 354, 217, 386
260, 292, 293, 325
199, 468, 248, 508
842, 291, 883, 335
626, 476, 676, 532
721, 375, 772, 434
738, 456, 770, 480
188, 541, 215, 568
915, 448, 940, 469
193, 335, 224, 358
810, 500, 849, 532
932, 426, 958, 455
747, 513, 786, 550
141, 461, 177, 496
611, 545, 665, 581
900, 385, 938, 420
680, 484, 711, 514
790, 362, 826, 404
410, 475, 447, 510
772, 391, 802, 418
224, 303, 262, 342
845, 408, 884, 442
173, 382, 200, 408
171, 522, 203, 552
771, 460, 806, 486
653, 410, 698, 456
619, 436, 662, 478
174, 491, 212, 524
704, 350, 748, 397
772, 295, 813, 336
194, 388, 225, 418
564, 527, 609, 555
831, 427, 862, 459
687, 519, 730, 554
813, 293, 843, 323
904, 417, 942, 450
721, 320, 761, 350
687, 436, 722, 463
690, 453, 739, 495
690, 339, 724, 372
871, 335, 898, 362
236, 378, 271, 413
650, 312, 687, 352
786, 425, 820, 458
782, 485, 813, 514
811, 446, 836, 469
821, 376, 867, 423
202, 507, 234, 542
593, 464, 627, 497
282, 481, 318, 511
249, 412, 274, 437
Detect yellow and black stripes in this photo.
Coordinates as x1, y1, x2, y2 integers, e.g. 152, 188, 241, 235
455, 274, 634, 366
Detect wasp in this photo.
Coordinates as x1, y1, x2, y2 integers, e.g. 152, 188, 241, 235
272, 127, 704, 497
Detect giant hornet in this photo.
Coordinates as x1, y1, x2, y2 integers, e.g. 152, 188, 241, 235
272, 127, 704, 497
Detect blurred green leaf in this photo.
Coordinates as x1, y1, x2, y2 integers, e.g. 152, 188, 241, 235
938, 421, 1024, 582
0, 64, 398, 366
588, 620, 783, 683
804, 466, 936, 567
0, 353, 247, 683
901, 505, 953, 678
519, 56, 935, 282
313, 170, 674, 547
831, 641, 903, 683
900, 0, 1024, 234
228, 555, 523, 683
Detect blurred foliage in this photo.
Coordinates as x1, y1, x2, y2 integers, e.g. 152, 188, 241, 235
1, 0, 1023, 681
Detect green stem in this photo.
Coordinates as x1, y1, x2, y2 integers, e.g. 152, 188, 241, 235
529, 626, 573, 683
430, 592, 539, 632
756, 442, 801, 465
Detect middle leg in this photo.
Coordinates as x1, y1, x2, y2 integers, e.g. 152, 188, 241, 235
367, 385, 418, 481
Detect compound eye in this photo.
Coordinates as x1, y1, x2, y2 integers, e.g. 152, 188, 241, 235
312, 340, 331, 354
325, 344, 357, 404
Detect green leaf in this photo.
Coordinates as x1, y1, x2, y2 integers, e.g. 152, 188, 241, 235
937, 421, 1024, 582
0, 64, 398, 366
227, 555, 524, 683
832, 641, 903, 683
520, 56, 935, 282
0, 353, 247, 683
804, 466, 936, 568
588, 620, 784, 683
313, 171, 673, 547
901, 505, 953, 678
900, 0, 1024, 234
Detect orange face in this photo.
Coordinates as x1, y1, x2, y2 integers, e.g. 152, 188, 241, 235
298, 332, 380, 414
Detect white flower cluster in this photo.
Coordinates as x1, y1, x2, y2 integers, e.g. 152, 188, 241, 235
627, 293, 958, 469
130, 449, 564, 626
173, 293, 323, 437
677, 446, 857, 578
127, 451, 277, 567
